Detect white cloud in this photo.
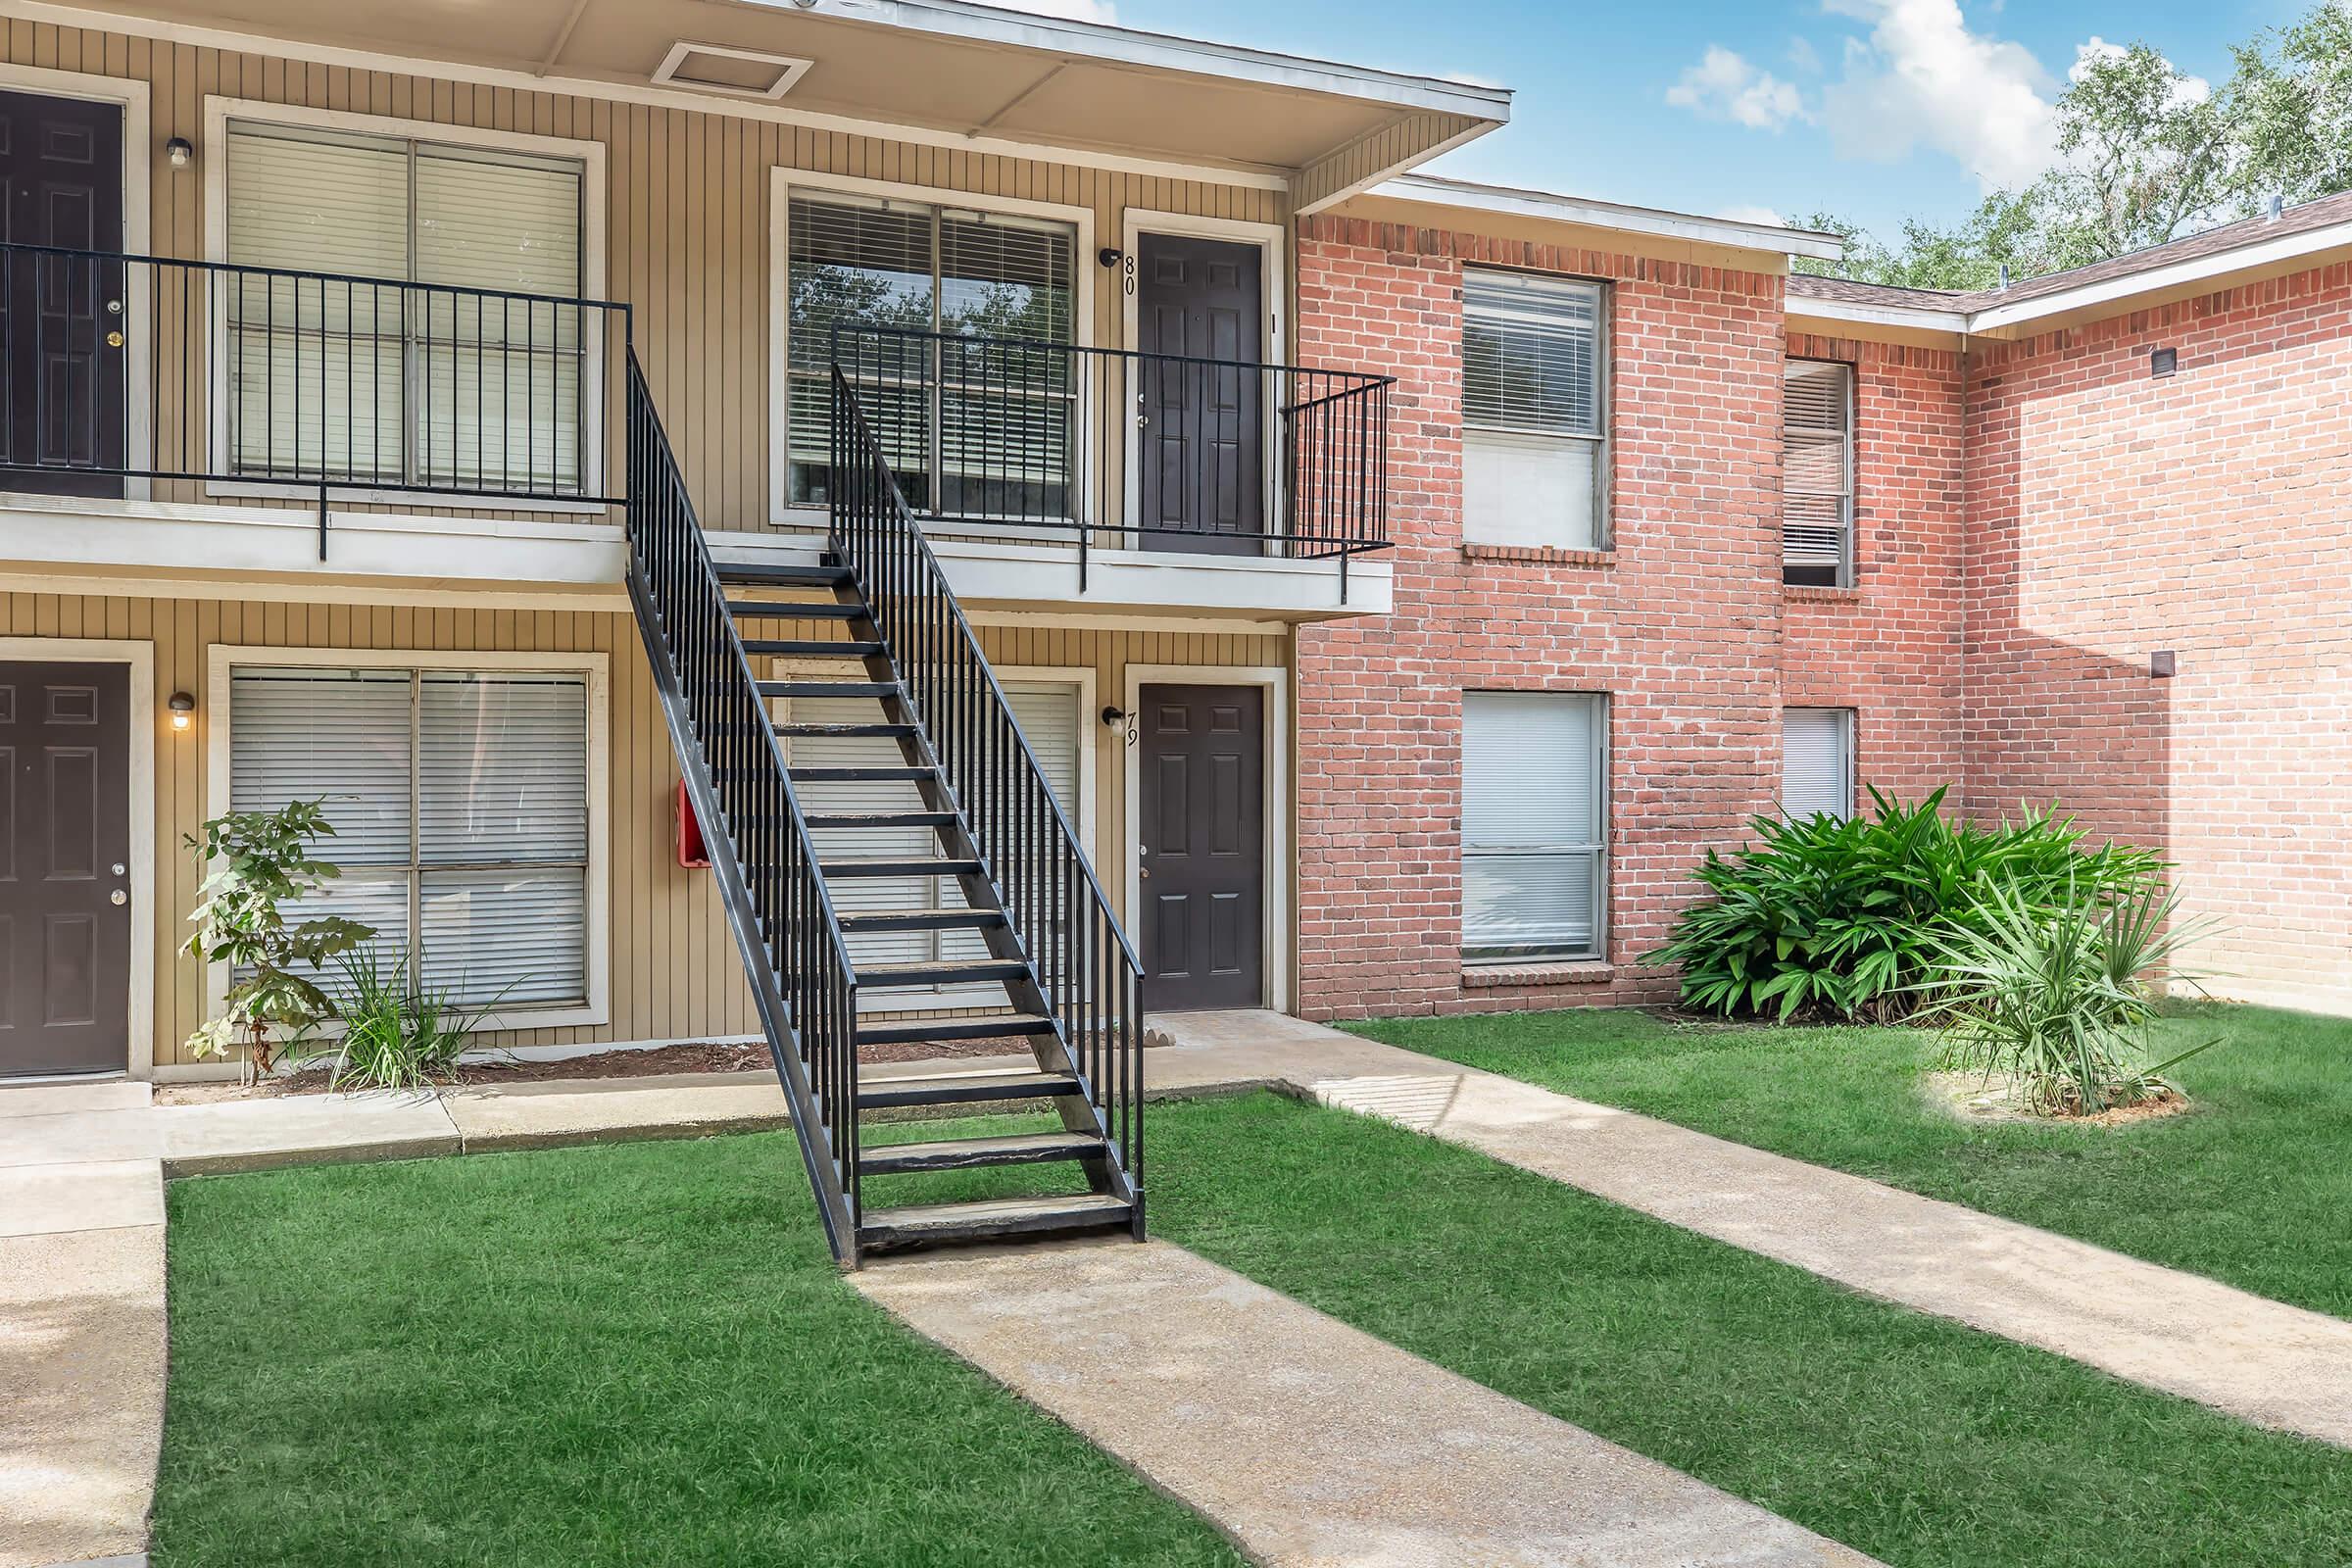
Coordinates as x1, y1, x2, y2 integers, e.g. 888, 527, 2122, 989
1817, 0, 2059, 190
1716, 204, 1789, 227
1666, 46, 1809, 132
2070, 35, 2211, 107
1786, 36, 1824, 75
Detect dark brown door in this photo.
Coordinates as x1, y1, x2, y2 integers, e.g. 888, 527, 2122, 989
0, 88, 126, 498
0, 662, 131, 1077
1140, 683, 1263, 1010
1135, 232, 1262, 556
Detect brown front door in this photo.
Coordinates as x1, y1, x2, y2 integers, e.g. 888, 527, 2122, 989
1135, 232, 1263, 556
1140, 683, 1263, 1010
0, 662, 131, 1077
0, 88, 127, 498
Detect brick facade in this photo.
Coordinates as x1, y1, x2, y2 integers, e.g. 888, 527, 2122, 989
1293, 213, 2352, 1021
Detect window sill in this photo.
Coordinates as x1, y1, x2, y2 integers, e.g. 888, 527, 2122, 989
1785, 583, 1860, 602
1461, 960, 1615, 989
1461, 543, 1614, 567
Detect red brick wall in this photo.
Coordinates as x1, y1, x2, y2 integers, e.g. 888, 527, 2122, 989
1962, 264, 2352, 1012
1782, 332, 1969, 807
1293, 217, 1787, 1019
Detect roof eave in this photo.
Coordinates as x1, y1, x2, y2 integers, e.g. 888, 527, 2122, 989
1372, 173, 1844, 261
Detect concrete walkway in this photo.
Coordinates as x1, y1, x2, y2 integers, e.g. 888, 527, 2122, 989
1144, 1010, 2352, 1451
0, 1081, 165, 1568
858, 1239, 1876, 1568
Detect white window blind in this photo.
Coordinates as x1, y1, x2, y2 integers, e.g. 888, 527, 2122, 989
223, 122, 587, 493
785, 192, 1078, 514
1782, 708, 1854, 822
1461, 692, 1606, 960
1784, 359, 1853, 586
1462, 270, 1605, 550
228, 666, 591, 1009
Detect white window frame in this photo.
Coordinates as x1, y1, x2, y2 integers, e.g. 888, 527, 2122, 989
766, 170, 1099, 532
1460, 689, 1610, 964
1783, 357, 1855, 587
204, 644, 612, 1031
1460, 267, 1611, 551
1781, 706, 1857, 822
200, 97, 610, 514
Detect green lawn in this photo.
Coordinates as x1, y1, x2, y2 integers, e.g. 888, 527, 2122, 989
157, 1090, 2352, 1568
1342, 1001, 2352, 1319
153, 1131, 1246, 1568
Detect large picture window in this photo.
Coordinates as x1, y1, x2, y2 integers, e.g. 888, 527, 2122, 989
227, 664, 593, 1008
1461, 270, 1607, 550
222, 121, 588, 494
784, 190, 1079, 516
1461, 691, 1607, 961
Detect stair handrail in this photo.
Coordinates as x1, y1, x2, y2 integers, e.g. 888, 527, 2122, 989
829, 365, 1147, 1190
623, 349, 863, 1259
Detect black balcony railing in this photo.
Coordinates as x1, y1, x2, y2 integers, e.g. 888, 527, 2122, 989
814, 323, 1392, 589
0, 241, 630, 550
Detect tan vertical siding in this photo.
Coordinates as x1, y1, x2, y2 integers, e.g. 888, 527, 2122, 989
0, 21, 1289, 529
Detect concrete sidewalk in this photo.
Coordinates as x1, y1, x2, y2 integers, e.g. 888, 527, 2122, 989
859, 1239, 1878, 1568
1144, 1010, 2352, 1451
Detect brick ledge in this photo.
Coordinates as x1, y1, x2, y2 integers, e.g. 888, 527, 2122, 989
1785, 584, 1861, 602
1462, 960, 1616, 989
1460, 543, 1615, 567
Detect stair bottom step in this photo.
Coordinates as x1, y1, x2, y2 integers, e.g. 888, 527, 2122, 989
859, 1130, 1102, 1176
858, 1192, 1132, 1250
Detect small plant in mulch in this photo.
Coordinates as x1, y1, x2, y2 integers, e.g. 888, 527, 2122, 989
183, 799, 375, 1083
1913, 879, 2223, 1118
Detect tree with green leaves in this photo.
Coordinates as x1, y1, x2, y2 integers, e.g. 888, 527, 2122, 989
1799, 5, 2352, 289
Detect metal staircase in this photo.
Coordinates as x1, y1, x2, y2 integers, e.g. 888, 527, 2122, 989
622, 353, 1144, 1266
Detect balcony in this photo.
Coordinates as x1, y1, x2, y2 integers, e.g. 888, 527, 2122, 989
0, 240, 630, 554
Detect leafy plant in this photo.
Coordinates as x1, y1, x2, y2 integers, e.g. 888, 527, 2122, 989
183, 800, 375, 1079
296, 944, 499, 1092
1647, 787, 2165, 1022
1917, 880, 2222, 1115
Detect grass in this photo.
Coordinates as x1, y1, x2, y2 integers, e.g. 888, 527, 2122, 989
1149, 1093, 2352, 1568
1342, 1000, 2352, 1319
157, 1091, 2352, 1567
152, 1130, 1247, 1568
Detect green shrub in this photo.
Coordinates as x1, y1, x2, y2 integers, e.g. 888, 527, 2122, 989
1918, 880, 2220, 1114
1647, 787, 2164, 1021
294, 945, 498, 1092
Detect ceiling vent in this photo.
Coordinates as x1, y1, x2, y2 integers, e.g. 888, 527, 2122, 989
653, 41, 814, 101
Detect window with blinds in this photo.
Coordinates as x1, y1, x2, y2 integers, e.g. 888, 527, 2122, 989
228, 665, 592, 1009
1461, 691, 1607, 961
1461, 270, 1607, 550
785, 191, 1079, 516
1784, 359, 1854, 586
783, 678, 1082, 1007
1782, 708, 1854, 822
223, 121, 587, 493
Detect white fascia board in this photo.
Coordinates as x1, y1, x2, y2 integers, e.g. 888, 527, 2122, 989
709, 529, 1394, 620
783, 0, 1515, 119
1376, 173, 1845, 261
1965, 219, 2352, 332
1786, 294, 1972, 335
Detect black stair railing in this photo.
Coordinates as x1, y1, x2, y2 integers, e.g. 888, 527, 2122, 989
624, 350, 861, 1261
830, 365, 1146, 1191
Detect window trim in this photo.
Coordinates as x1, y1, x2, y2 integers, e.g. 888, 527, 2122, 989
1783, 356, 1855, 588
767, 170, 1100, 530
199, 96, 610, 512
1460, 266, 1612, 552
1460, 688, 1610, 965
204, 644, 612, 1032
1781, 706, 1857, 822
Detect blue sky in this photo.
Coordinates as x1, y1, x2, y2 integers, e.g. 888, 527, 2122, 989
1014, 0, 2304, 241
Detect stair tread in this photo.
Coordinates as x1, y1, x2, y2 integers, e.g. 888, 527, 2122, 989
858, 958, 1027, 987
714, 563, 853, 586
742, 639, 885, 658
760, 680, 900, 698
774, 721, 914, 738
858, 1131, 1101, 1174
856, 1068, 1079, 1106
728, 601, 864, 619
858, 1193, 1130, 1238
790, 765, 937, 783
822, 855, 980, 874
837, 907, 1005, 931
805, 809, 956, 827
857, 1016, 1057, 1050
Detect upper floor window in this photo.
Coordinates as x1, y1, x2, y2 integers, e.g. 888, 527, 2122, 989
784, 191, 1079, 514
223, 121, 588, 494
1783, 359, 1853, 586
1461, 690, 1608, 962
1460, 270, 1607, 551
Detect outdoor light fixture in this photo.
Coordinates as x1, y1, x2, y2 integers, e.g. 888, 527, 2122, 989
165, 136, 193, 170
1100, 704, 1127, 727
168, 691, 195, 730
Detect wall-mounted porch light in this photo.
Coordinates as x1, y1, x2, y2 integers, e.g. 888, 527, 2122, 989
168, 691, 195, 730
165, 136, 193, 171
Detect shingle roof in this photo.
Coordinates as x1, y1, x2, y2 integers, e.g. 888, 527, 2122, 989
1787, 190, 2352, 318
